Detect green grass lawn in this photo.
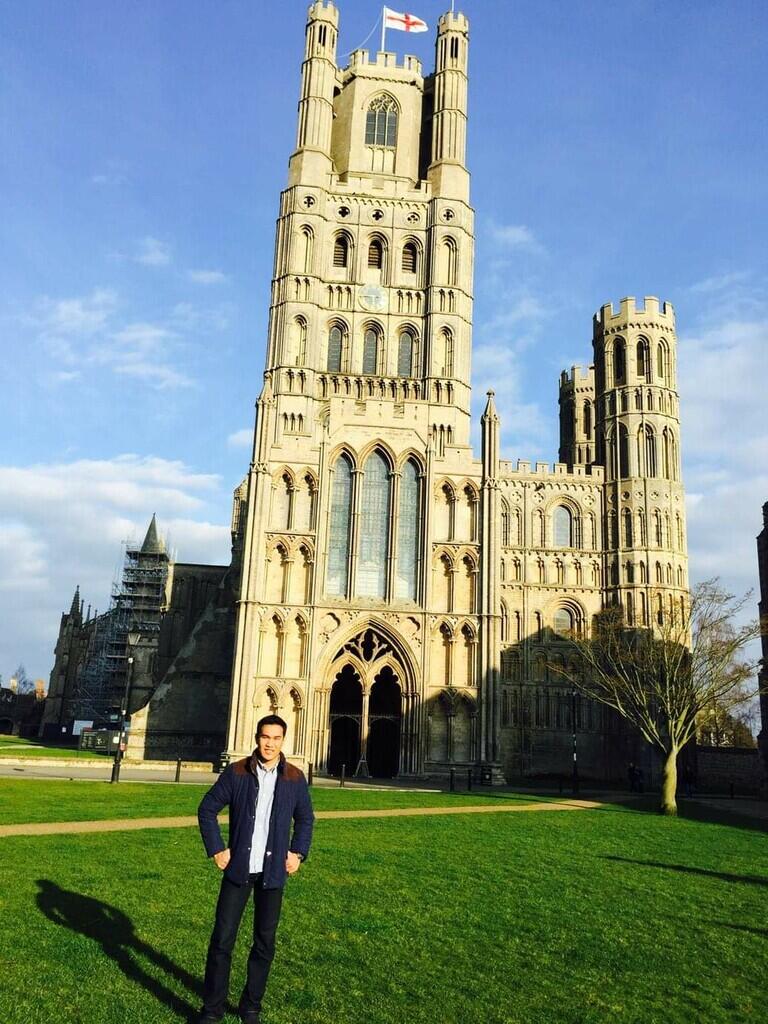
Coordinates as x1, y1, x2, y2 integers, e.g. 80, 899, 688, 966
0, 777, 552, 825
1, 805, 766, 1023
0, 734, 109, 759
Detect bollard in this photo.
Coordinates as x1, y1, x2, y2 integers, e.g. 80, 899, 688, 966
307, 761, 313, 787
340, 763, 346, 788
449, 768, 456, 792
467, 768, 472, 791
175, 757, 182, 783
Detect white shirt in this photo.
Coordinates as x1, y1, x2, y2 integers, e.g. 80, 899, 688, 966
249, 759, 278, 874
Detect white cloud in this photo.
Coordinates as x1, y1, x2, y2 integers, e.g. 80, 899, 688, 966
677, 282, 768, 604
188, 269, 228, 285
0, 456, 231, 680
487, 221, 545, 255
38, 288, 118, 336
227, 428, 253, 449
135, 236, 171, 266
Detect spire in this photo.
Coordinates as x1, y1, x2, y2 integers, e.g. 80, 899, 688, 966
140, 514, 165, 555
481, 389, 499, 422
69, 586, 82, 620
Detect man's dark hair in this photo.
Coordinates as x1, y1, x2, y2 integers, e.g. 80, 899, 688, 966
256, 714, 287, 737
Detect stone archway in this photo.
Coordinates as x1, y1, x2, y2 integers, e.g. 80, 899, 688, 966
327, 664, 362, 776
318, 623, 418, 778
367, 665, 401, 778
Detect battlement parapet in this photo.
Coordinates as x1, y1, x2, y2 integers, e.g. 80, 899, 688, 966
347, 49, 423, 77
438, 11, 469, 33
500, 458, 605, 483
308, 0, 339, 26
559, 364, 595, 390
595, 295, 675, 329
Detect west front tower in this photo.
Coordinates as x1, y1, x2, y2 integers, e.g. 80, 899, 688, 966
226, 3, 480, 777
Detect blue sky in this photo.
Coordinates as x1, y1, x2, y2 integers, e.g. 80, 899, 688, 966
1, 0, 767, 686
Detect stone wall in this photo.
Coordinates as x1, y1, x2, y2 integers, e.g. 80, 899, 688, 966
694, 745, 764, 795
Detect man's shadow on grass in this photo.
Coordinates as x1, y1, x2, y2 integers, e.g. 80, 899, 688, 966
36, 879, 205, 1021
604, 856, 768, 888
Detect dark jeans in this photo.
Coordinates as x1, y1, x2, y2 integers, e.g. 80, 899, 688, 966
202, 873, 284, 1018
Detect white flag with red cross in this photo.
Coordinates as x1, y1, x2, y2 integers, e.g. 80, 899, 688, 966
383, 7, 429, 33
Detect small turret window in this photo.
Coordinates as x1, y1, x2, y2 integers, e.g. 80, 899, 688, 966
365, 95, 398, 147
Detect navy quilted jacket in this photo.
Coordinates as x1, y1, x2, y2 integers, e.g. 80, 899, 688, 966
198, 752, 314, 888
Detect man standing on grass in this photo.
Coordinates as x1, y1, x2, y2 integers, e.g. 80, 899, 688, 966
197, 715, 314, 1024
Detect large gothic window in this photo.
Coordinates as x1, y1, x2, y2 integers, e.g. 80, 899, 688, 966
618, 424, 630, 478
327, 326, 343, 372
326, 455, 352, 596
395, 459, 420, 600
365, 95, 398, 147
356, 451, 391, 598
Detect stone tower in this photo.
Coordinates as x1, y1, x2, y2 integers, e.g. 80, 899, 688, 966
591, 297, 688, 627
226, 4, 481, 777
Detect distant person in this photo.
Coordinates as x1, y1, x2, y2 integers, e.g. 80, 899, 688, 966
197, 715, 314, 1024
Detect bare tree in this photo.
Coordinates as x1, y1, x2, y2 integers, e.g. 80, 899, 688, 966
551, 580, 764, 815
11, 664, 35, 694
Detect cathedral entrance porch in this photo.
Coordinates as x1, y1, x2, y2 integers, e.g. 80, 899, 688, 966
313, 625, 420, 779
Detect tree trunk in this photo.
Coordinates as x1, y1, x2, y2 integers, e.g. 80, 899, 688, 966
660, 746, 678, 816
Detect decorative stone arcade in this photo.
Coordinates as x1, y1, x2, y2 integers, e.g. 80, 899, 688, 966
312, 626, 421, 778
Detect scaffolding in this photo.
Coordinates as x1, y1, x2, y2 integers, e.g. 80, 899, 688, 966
70, 531, 168, 723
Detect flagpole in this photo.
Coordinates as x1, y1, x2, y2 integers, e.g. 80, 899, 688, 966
380, 7, 386, 52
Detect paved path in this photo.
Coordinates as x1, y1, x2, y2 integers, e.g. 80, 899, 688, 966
0, 798, 608, 838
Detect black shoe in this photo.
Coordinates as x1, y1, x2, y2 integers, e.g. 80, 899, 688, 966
239, 1012, 261, 1024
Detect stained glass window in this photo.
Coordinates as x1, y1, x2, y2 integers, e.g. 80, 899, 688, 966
395, 460, 419, 600
326, 456, 352, 596
365, 95, 398, 147
356, 451, 390, 599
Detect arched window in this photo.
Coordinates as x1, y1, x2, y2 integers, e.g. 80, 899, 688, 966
500, 602, 509, 642
398, 330, 414, 377
553, 506, 573, 547
293, 317, 308, 367
333, 234, 349, 268
644, 425, 657, 477
356, 451, 390, 598
298, 226, 314, 273
622, 508, 633, 547
619, 424, 630, 478
326, 456, 352, 595
362, 328, 379, 375
501, 503, 510, 547
402, 241, 417, 274
327, 325, 343, 372
614, 338, 626, 384
636, 338, 650, 381
657, 340, 668, 382
272, 474, 292, 530
395, 459, 420, 600
438, 327, 454, 377
583, 400, 592, 437
368, 238, 383, 269
365, 95, 398, 147
554, 608, 573, 638
441, 238, 458, 286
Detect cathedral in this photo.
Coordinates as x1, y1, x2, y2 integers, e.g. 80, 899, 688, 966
46, 3, 690, 782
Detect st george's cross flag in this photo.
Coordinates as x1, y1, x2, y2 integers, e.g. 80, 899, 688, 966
383, 7, 429, 33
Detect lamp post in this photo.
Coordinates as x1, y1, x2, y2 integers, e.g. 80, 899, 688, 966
571, 687, 580, 795
111, 631, 141, 783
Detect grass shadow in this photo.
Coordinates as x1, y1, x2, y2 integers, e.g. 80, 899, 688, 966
604, 856, 768, 888
36, 879, 204, 1020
